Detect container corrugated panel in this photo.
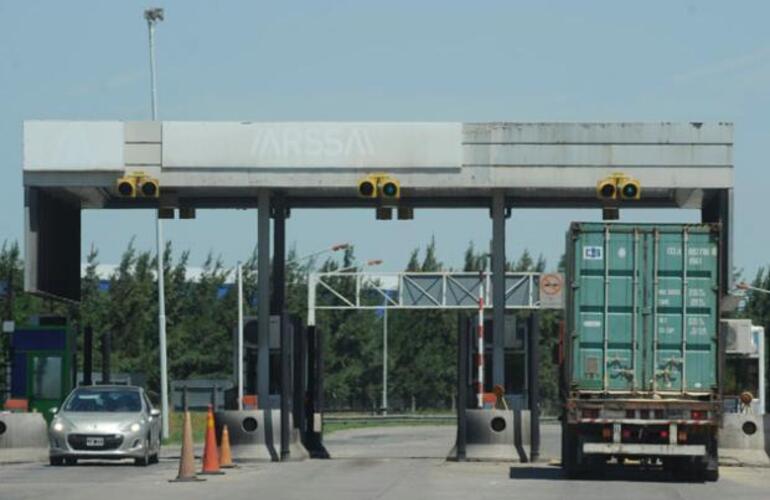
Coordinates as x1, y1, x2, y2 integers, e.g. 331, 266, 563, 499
567, 223, 720, 395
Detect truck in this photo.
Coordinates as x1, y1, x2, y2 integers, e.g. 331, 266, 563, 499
561, 223, 722, 481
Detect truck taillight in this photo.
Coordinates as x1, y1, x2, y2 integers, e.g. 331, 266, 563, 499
678, 430, 687, 443
660, 430, 669, 439
602, 427, 612, 440
691, 410, 707, 420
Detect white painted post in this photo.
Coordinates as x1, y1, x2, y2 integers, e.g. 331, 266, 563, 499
477, 272, 485, 409
237, 262, 244, 410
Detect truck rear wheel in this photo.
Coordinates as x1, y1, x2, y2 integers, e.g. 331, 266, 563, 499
562, 424, 583, 479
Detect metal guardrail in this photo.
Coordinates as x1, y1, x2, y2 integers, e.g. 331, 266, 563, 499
324, 414, 456, 423
323, 413, 558, 423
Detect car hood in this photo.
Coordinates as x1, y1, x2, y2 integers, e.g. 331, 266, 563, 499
57, 412, 144, 432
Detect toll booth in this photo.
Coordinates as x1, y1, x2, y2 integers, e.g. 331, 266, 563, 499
453, 312, 539, 462
472, 314, 529, 410
7, 317, 75, 422
722, 319, 766, 414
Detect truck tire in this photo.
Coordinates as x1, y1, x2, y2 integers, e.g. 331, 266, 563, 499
562, 424, 582, 479
702, 436, 719, 482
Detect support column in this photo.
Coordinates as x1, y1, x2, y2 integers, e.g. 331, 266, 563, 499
528, 312, 541, 462
271, 195, 286, 315
272, 195, 290, 459
83, 326, 93, 386
280, 310, 291, 460
491, 191, 506, 388
456, 313, 469, 461
257, 191, 271, 409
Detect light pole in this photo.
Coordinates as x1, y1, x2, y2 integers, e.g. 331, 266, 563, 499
381, 290, 390, 415
236, 262, 244, 410
144, 6, 169, 440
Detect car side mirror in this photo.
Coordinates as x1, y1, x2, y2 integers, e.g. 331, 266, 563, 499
150, 409, 161, 417
49, 407, 58, 415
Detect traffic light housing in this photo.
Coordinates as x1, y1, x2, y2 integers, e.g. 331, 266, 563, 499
596, 172, 641, 202
596, 178, 617, 201
116, 176, 137, 198
138, 176, 159, 198
356, 174, 400, 201
380, 177, 400, 201
358, 175, 378, 198
619, 177, 640, 200
116, 172, 160, 198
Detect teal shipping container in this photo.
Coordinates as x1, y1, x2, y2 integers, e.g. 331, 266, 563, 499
566, 223, 721, 396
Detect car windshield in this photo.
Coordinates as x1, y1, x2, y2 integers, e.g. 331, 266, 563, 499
63, 389, 142, 413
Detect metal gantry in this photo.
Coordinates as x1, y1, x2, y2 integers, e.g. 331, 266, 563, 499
307, 271, 550, 326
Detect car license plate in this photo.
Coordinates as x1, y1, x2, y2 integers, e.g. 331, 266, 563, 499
86, 437, 104, 447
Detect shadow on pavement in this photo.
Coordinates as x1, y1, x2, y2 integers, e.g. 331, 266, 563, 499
509, 464, 706, 484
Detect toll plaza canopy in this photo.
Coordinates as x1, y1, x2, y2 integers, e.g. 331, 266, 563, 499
22, 121, 734, 302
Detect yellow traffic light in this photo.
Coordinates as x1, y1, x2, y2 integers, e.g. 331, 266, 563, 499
357, 174, 400, 200
117, 172, 160, 198
357, 175, 378, 198
116, 176, 137, 198
596, 172, 640, 201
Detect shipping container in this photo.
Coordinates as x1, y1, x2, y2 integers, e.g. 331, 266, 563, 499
561, 223, 722, 481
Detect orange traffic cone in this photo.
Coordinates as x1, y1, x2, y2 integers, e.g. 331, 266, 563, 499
219, 424, 237, 469
170, 409, 205, 482
201, 404, 225, 475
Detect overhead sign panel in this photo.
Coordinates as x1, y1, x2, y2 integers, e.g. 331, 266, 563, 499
24, 121, 124, 171
162, 122, 462, 169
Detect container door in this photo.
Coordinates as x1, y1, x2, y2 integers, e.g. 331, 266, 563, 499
572, 225, 642, 391
647, 227, 718, 394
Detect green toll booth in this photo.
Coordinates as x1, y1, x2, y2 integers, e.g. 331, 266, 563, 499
8, 318, 75, 423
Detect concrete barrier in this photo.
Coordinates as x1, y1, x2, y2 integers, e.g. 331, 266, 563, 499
719, 413, 770, 467
449, 409, 530, 462
214, 409, 308, 462
0, 412, 48, 463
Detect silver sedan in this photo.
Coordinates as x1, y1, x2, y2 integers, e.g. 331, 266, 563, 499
48, 385, 162, 466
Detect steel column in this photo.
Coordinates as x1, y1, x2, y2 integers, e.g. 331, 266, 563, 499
83, 326, 93, 386
257, 191, 271, 408
271, 195, 286, 315
101, 331, 111, 384
528, 312, 541, 462
491, 191, 506, 388
305, 325, 329, 458
280, 310, 291, 460
456, 313, 468, 461
293, 317, 306, 438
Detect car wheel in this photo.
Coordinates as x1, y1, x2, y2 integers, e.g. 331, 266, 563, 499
150, 440, 160, 464
134, 438, 149, 466
49, 457, 64, 466
64, 457, 77, 466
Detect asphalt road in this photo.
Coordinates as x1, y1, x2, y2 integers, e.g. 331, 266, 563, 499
1, 425, 769, 500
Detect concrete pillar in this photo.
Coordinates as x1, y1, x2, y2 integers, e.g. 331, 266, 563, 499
491, 191, 506, 388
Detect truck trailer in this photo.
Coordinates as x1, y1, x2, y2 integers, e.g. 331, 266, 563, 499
561, 223, 722, 481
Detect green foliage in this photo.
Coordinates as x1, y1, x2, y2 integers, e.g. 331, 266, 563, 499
1, 236, 573, 414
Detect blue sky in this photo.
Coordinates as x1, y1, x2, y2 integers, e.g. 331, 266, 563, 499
1, 1, 768, 277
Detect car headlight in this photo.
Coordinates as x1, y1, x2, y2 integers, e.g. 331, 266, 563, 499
130, 423, 141, 433
52, 421, 65, 432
